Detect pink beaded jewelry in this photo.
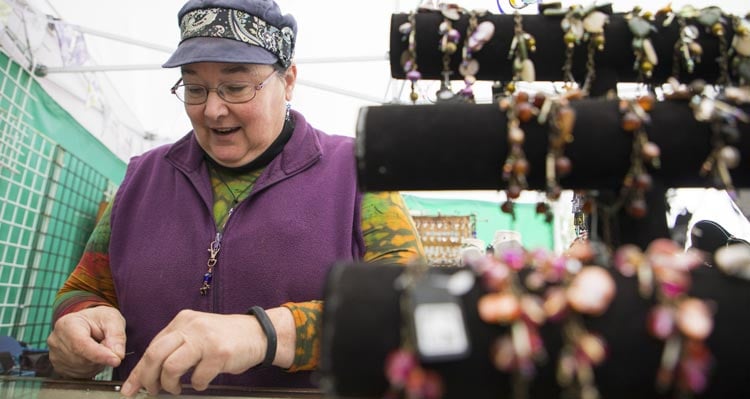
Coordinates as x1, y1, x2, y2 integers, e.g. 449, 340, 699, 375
614, 239, 711, 395
471, 240, 616, 399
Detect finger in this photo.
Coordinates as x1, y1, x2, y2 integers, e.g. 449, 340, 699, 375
160, 343, 203, 395
121, 333, 184, 397
100, 329, 127, 360
190, 352, 225, 391
59, 316, 122, 367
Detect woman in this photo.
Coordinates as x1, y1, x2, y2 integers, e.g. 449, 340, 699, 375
46, 0, 424, 396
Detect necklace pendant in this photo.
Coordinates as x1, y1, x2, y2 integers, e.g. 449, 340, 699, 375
200, 271, 213, 296
201, 233, 221, 296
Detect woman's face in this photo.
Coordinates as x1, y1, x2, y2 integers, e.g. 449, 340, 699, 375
180, 62, 296, 167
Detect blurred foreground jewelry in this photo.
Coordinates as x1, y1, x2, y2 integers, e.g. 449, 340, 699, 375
471, 240, 615, 399
614, 239, 712, 396
385, 262, 445, 399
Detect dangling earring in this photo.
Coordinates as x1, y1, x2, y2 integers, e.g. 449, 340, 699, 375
285, 102, 291, 121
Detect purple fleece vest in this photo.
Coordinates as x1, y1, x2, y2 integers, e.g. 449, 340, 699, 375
108, 111, 364, 387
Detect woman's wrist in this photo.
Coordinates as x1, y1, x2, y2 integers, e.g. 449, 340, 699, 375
256, 307, 295, 368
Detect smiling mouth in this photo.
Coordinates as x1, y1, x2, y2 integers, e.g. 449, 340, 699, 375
212, 127, 240, 135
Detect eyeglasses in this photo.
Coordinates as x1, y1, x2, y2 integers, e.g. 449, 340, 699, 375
170, 70, 277, 105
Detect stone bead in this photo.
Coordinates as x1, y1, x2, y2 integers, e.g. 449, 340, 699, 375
583, 11, 609, 34
733, 31, 750, 57
719, 145, 741, 169
577, 333, 607, 365
642, 141, 661, 160
626, 198, 648, 218
469, 21, 495, 52
555, 156, 572, 176
647, 305, 675, 339
508, 126, 525, 144
567, 266, 616, 316
520, 59, 536, 82
621, 112, 642, 131
513, 158, 530, 175
406, 70, 421, 82
676, 298, 713, 340
398, 22, 412, 35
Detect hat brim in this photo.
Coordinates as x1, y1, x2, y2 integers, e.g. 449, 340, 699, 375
162, 37, 279, 68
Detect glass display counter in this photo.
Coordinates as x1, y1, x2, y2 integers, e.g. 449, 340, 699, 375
0, 376, 323, 398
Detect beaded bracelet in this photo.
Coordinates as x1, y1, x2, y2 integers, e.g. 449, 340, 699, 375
696, 6, 731, 86
730, 13, 750, 85
247, 306, 277, 368
399, 11, 422, 103
618, 94, 661, 218
658, 5, 703, 79
533, 92, 576, 224
498, 91, 540, 218
626, 6, 659, 82
458, 10, 495, 102
614, 240, 712, 395
384, 262, 449, 399
435, 4, 462, 102
505, 11, 537, 94
544, 3, 610, 94
471, 239, 616, 399
667, 79, 750, 198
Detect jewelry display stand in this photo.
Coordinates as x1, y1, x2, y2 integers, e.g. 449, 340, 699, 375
320, 262, 749, 399
388, 7, 734, 96
320, 8, 750, 399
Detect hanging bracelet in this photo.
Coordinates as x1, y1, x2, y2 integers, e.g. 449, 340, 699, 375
247, 306, 277, 368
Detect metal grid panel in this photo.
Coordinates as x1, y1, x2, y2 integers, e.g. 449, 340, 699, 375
17, 149, 110, 346
0, 51, 115, 348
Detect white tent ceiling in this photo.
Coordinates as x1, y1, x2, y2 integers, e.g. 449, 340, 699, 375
24, 0, 411, 149
17, 0, 750, 153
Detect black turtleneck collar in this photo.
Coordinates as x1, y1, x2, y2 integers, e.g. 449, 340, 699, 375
205, 116, 295, 174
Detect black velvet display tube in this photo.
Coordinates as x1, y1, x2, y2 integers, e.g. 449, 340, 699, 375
356, 100, 750, 247
319, 262, 750, 399
356, 100, 750, 192
389, 10, 738, 96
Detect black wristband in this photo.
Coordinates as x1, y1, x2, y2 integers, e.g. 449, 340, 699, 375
247, 306, 277, 368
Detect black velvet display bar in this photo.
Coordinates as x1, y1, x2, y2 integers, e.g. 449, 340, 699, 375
319, 262, 750, 399
356, 99, 750, 248
356, 100, 750, 192
389, 10, 738, 96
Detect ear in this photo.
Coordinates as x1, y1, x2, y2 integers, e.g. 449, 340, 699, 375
284, 64, 297, 101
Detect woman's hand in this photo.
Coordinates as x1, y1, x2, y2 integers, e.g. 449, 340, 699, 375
47, 306, 126, 379
120, 308, 294, 397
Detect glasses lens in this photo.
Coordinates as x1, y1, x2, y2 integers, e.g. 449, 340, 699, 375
176, 85, 208, 104
218, 82, 255, 103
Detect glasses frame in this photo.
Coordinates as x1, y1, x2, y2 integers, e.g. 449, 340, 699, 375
170, 69, 278, 105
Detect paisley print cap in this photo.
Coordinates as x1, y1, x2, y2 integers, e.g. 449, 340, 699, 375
163, 0, 296, 68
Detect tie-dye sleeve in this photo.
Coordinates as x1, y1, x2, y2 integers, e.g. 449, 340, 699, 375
51, 203, 118, 323
360, 191, 426, 264
283, 191, 425, 371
